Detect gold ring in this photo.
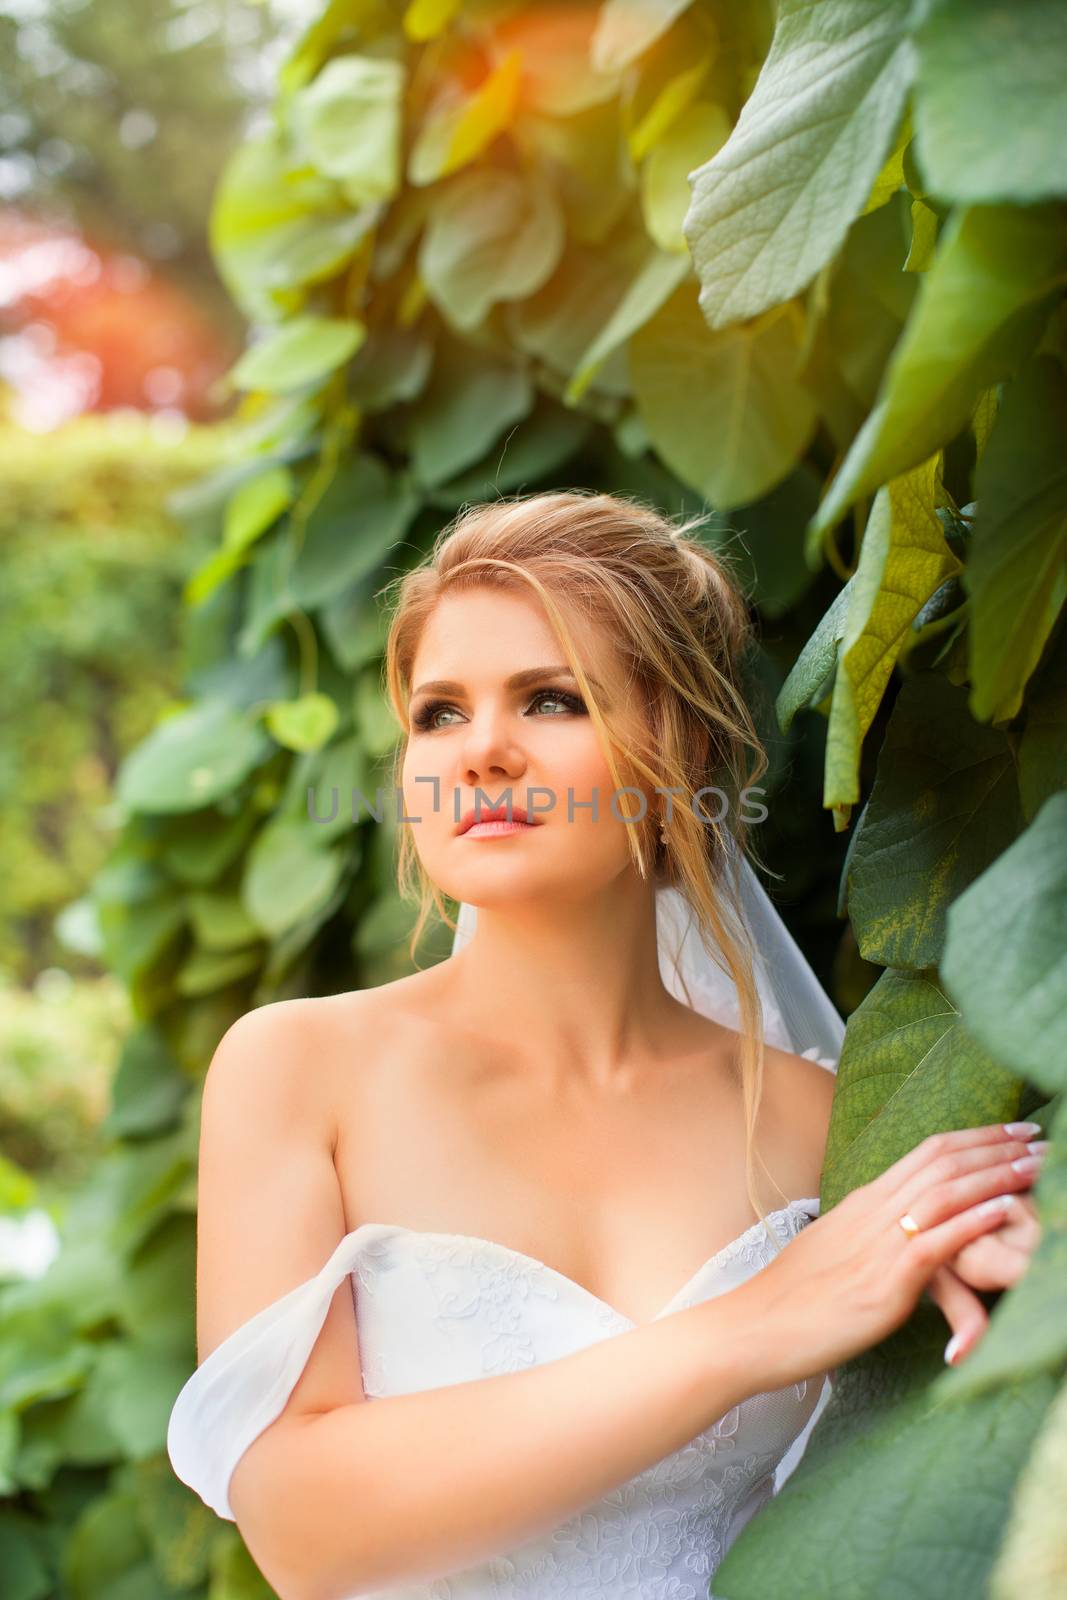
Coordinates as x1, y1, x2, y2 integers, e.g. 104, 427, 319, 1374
898, 1212, 922, 1237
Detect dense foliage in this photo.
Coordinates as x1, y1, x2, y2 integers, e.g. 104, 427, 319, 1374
3, 2, 1065, 1596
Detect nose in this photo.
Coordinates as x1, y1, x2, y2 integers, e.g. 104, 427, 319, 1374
457, 702, 528, 790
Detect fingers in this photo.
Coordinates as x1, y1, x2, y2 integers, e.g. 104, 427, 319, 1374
890, 1136, 1046, 1231
897, 1191, 1027, 1294
951, 1232, 1032, 1291
877, 1122, 1044, 1194
925, 1265, 989, 1366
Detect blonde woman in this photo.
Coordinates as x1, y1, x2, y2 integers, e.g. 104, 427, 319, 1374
168, 491, 1042, 1600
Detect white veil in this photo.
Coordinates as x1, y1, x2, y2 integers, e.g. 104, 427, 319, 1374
449, 833, 845, 1491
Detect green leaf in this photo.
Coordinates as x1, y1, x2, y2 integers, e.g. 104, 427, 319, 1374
591, 0, 696, 72
640, 101, 731, 255
228, 315, 366, 395
912, 0, 1067, 205
223, 465, 295, 555
776, 580, 854, 733
990, 1365, 1067, 1596
824, 455, 961, 813
821, 967, 1022, 1208
809, 204, 1067, 541
242, 819, 347, 939
716, 1356, 1056, 1600
940, 791, 1067, 1095
289, 455, 420, 607
264, 693, 340, 754
845, 672, 1024, 970
630, 285, 817, 511
965, 355, 1067, 723
564, 246, 691, 403
116, 702, 272, 815
209, 129, 376, 323
403, 343, 534, 488
290, 54, 405, 203
903, 198, 940, 272
418, 166, 565, 332
1018, 616, 1067, 824
427, 397, 590, 507
683, 0, 915, 329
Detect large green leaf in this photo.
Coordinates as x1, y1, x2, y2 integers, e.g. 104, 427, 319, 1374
1018, 617, 1067, 825
844, 673, 1024, 970
965, 355, 1067, 723
402, 343, 534, 487
809, 204, 1067, 542
228, 314, 366, 395
715, 1357, 1056, 1600
821, 967, 1022, 1208
912, 0, 1067, 205
683, 0, 914, 329
116, 703, 272, 816
940, 791, 1067, 1096
209, 129, 376, 323
824, 455, 961, 815
289, 454, 420, 606
630, 285, 817, 511
989, 1365, 1067, 1598
417, 166, 565, 332
241, 819, 348, 939
565, 247, 691, 404
641, 100, 731, 255
289, 54, 405, 203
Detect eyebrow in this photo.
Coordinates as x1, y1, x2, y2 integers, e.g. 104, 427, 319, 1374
411, 666, 601, 698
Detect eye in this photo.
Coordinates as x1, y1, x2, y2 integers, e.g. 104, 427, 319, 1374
410, 687, 586, 732
527, 688, 586, 717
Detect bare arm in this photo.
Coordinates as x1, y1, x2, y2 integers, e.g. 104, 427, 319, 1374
196, 1005, 791, 1600
268, 1291, 778, 1600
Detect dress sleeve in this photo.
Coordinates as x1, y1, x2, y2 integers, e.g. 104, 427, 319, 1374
167, 1231, 363, 1521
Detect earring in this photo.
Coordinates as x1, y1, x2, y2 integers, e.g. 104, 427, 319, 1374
659, 813, 667, 845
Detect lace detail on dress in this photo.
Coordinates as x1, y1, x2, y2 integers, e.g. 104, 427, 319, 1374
166, 1198, 827, 1597
412, 1234, 564, 1376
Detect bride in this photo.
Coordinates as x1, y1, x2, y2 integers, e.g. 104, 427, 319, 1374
168, 489, 1043, 1599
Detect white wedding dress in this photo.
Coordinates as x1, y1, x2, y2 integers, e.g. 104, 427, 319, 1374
167, 1196, 832, 1598
169, 875, 843, 1595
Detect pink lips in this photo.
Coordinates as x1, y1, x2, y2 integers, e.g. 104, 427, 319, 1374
456, 804, 541, 836
463, 819, 539, 838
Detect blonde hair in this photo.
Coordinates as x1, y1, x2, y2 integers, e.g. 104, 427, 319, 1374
378, 489, 789, 1238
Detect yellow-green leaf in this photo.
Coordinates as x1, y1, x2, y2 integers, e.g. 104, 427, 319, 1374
407, 51, 522, 186
825, 454, 961, 814
641, 101, 731, 254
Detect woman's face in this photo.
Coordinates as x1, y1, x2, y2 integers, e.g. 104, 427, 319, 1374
402, 586, 650, 910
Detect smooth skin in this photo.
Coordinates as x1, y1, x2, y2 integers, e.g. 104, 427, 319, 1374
195, 586, 1043, 1600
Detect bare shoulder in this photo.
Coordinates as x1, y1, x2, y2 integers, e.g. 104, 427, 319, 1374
758, 1042, 838, 1198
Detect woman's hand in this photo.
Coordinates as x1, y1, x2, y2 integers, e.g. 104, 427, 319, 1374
926, 1189, 1043, 1365
736, 1123, 1047, 1392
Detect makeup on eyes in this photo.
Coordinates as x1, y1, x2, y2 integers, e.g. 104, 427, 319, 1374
410, 685, 587, 733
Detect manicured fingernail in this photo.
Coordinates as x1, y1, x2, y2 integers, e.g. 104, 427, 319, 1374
1026, 1141, 1050, 1155
1011, 1154, 1043, 1173
944, 1333, 965, 1365
977, 1194, 1014, 1214
1004, 1121, 1042, 1137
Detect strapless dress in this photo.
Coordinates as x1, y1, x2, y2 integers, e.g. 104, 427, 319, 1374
167, 1196, 831, 1597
